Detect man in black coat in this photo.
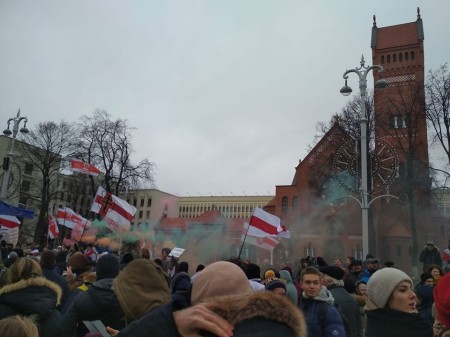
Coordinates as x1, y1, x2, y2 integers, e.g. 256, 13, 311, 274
320, 266, 361, 337
62, 254, 125, 337
40, 250, 69, 310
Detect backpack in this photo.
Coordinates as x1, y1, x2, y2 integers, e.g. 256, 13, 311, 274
318, 301, 351, 337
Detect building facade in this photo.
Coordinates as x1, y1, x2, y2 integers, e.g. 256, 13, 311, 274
179, 195, 273, 218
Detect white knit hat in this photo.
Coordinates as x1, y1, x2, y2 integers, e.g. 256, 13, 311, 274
367, 268, 413, 309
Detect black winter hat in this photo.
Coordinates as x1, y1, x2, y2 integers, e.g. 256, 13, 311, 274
420, 272, 434, 284
319, 266, 345, 280
96, 254, 120, 280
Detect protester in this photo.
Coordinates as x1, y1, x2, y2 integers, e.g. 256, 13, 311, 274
245, 262, 265, 292
114, 258, 171, 322
0, 257, 62, 337
353, 280, 368, 336
320, 265, 361, 337
170, 264, 191, 309
65, 252, 93, 292
358, 258, 378, 282
112, 260, 307, 337
428, 264, 444, 285
298, 266, 345, 337
419, 241, 442, 273
365, 267, 433, 337
62, 254, 124, 337
264, 277, 287, 296
280, 269, 298, 304
40, 250, 69, 310
415, 272, 435, 325
0, 315, 39, 337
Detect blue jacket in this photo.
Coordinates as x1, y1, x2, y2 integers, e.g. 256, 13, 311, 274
298, 286, 345, 337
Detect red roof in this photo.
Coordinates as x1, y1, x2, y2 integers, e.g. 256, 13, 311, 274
377, 22, 418, 49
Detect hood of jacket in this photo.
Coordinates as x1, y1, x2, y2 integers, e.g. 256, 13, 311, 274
205, 291, 306, 337
315, 285, 335, 305
0, 276, 62, 319
280, 270, 293, 284
113, 258, 171, 322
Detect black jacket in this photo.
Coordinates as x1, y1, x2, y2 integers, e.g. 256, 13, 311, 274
0, 276, 63, 337
42, 266, 70, 309
62, 278, 125, 337
366, 308, 433, 337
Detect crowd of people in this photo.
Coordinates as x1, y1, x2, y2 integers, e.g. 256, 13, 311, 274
0, 239, 450, 337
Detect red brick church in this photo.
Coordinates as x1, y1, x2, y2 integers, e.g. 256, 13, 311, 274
264, 9, 446, 273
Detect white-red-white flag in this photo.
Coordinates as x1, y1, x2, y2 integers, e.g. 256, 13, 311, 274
48, 214, 59, 239
71, 159, 101, 177
246, 207, 287, 237
241, 223, 279, 251
90, 186, 136, 232
57, 207, 83, 229
0, 215, 20, 228
1, 226, 19, 246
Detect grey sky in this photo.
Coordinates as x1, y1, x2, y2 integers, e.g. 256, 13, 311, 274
1, 1, 449, 196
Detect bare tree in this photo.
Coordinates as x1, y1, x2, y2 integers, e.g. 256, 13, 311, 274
20, 121, 77, 245
376, 78, 429, 274
77, 109, 154, 196
426, 64, 450, 181
311, 91, 375, 150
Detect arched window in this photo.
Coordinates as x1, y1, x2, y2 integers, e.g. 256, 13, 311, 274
399, 53, 403, 62
381, 55, 385, 64
411, 51, 415, 60
405, 52, 409, 61
292, 196, 298, 209
281, 197, 288, 212
387, 55, 391, 63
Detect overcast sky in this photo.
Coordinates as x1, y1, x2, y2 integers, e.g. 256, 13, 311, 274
1, 1, 449, 197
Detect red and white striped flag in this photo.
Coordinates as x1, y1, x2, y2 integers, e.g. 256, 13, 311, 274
241, 223, 279, 251
57, 207, 83, 229
71, 159, 101, 177
90, 186, 136, 232
246, 207, 290, 238
48, 214, 59, 239
0, 215, 20, 228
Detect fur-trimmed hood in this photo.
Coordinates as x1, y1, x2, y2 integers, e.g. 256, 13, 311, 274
0, 276, 62, 304
0, 277, 63, 337
204, 291, 307, 337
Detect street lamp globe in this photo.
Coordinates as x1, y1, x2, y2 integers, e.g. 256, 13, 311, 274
3, 128, 12, 136
20, 126, 29, 134
375, 78, 389, 89
340, 79, 353, 96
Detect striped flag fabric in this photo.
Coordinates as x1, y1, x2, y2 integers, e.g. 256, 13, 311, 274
90, 186, 136, 232
241, 223, 279, 251
71, 159, 101, 177
57, 207, 83, 229
246, 207, 290, 238
48, 214, 59, 239
0, 215, 20, 228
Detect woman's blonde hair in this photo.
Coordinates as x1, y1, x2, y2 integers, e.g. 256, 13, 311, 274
0, 315, 39, 337
8, 258, 42, 284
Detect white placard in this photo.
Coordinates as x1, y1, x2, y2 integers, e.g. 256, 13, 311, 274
169, 247, 185, 258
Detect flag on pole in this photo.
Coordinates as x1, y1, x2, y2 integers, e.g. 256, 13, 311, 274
0, 215, 20, 228
90, 186, 136, 232
57, 208, 83, 229
246, 207, 290, 238
1, 226, 19, 246
48, 214, 59, 239
241, 223, 279, 251
71, 159, 101, 177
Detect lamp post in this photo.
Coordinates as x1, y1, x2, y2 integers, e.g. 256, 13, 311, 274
1, 110, 29, 200
340, 55, 388, 259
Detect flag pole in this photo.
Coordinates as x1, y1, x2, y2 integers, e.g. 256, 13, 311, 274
238, 218, 252, 259
78, 218, 89, 244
